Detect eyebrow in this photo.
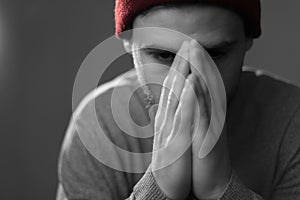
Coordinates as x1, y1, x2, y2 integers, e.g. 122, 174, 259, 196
203, 40, 238, 51
140, 40, 238, 53
139, 44, 177, 53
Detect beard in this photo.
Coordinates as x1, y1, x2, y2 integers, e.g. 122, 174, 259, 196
133, 50, 157, 110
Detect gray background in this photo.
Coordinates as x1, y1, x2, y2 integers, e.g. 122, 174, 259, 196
0, 0, 299, 199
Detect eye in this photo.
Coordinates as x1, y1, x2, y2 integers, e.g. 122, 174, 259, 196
144, 48, 175, 64
206, 49, 226, 60
156, 52, 175, 61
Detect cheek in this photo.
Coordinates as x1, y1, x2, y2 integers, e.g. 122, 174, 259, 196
133, 49, 169, 80
215, 51, 244, 101
132, 51, 170, 102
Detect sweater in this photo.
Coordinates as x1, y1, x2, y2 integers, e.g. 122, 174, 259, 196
56, 67, 300, 200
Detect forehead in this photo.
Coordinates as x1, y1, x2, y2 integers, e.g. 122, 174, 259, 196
131, 4, 245, 51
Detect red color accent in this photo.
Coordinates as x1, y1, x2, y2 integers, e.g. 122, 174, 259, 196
114, 0, 261, 38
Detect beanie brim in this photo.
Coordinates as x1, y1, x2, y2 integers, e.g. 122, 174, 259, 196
114, 0, 261, 39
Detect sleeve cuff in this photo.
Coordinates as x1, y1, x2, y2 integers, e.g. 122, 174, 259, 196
129, 168, 263, 200
219, 170, 263, 200
129, 165, 170, 200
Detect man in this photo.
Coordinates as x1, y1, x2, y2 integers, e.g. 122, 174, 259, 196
57, 0, 300, 199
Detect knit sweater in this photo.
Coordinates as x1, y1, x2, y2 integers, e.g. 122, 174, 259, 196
56, 67, 300, 200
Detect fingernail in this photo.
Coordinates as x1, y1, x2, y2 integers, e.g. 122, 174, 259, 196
180, 40, 189, 52
176, 41, 188, 59
182, 40, 189, 47
182, 47, 188, 60
190, 39, 198, 45
149, 104, 158, 121
190, 39, 198, 47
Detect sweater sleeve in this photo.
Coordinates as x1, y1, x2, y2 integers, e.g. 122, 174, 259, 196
57, 124, 132, 200
219, 105, 300, 200
57, 107, 300, 200
218, 171, 263, 200
56, 122, 169, 200
107, 108, 300, 200
125, 166, 169, 200
56, 95, 168, 200
271, 106, 300, 200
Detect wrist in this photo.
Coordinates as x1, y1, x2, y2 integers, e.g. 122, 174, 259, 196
194, 168, 233, 200
212, 169, 233, 199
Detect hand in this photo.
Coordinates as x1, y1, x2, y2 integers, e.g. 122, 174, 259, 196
189, 40, 232, 199
151, 41, 195, 200
151, 39, 231, 200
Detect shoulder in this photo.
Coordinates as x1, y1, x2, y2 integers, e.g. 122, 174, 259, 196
61, 69, 143, 157
73, 69, 139, 120
228, 67, 300, 194
241, 67, 300, 191
228, 66, 300, 155
239, 66, 300, 114
62, 69, 140, 153
58, 70, 144, 198
239, 66, 300, 159
60, 69, 139, 157
60, 68, 151, 170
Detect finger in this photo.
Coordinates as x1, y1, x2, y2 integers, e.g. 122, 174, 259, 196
180, 74, 197, 124
155, 73, 196, 157
153, 83, 195, 180
195, 76, 211, 123
192, 76, 210, 155
170, 41, 190, 80
163, 71, 197, 146
189, 62, 211, 154
152, 75, 195, 199
189, 39, 214, 88
169, 47, 190, 111
160, 41, 189, 108
189, 39, 226, 159
156, 41, 189, 128
166, 40, 190, 87
165, 73, 196, 147
188, 41, 210, 151
165, 60, 190, 121
164, 40, 191, 121
152, 103, 192, 174
199, 77, 211, 116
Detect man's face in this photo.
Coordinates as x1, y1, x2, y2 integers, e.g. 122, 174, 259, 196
126, 4, 253, 103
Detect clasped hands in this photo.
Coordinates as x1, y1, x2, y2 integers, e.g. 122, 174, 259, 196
151, 40, 232, 200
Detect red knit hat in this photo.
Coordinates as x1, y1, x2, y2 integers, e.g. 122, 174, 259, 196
115, 0, 261, 38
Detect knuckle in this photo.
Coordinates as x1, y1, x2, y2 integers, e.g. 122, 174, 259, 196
163, 76, 171, 88
167, 94, 178, 109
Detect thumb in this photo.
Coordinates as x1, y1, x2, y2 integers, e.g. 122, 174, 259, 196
149, 104, 159, 122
